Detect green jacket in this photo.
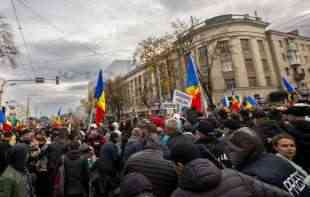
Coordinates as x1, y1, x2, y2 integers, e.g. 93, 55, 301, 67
0, 174, 19, 197
1, 166, 28, 197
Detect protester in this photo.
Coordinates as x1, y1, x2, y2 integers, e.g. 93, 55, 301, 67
224, 127, 310, 197
64, 141, 89, 197
2, 143, 35, 197
123, 130, 178, 197
272, 133, 310, 185
120, 173, 156, 197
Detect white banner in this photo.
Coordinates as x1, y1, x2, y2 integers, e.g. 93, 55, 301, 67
173, 90, 193, 108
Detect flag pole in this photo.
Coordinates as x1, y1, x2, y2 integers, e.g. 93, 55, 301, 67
87, 106, 94, 133
190, 54, 209, 117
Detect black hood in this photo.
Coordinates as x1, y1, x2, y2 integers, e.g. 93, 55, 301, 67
0, 142, 11, 174
9, 143, 29, 173
224, 127, 265, 169
100, 143, 119, 162
179, 159, 222, 192
66, 149, 81, 160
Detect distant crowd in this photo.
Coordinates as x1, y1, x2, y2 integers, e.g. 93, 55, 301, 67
1, 103, 310, 197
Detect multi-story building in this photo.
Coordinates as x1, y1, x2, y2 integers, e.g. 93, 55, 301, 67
266, 30, 310, 95
119, 14, 310, 114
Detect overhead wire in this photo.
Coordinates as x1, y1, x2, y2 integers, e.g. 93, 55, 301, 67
10, 0, 37, 78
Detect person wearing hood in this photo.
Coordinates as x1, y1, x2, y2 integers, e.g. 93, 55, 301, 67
170, 142, 290, 197
123, 128, 177, 197
120, 173, 156, 197
2, 143, 35, 197
91, 142, 120, 197
0, 142, 18, 197
194, 119, 227, 166
224, 127, 310, 197
64, 141, 89, 197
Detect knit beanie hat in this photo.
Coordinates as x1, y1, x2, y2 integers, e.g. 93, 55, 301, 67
170, 142, 201, 165
196, 119, 216, 135
120, 173, 153, 197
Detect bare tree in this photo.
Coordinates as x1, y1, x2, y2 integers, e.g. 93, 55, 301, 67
0, 15, 18, 69
105, 76, 127, 120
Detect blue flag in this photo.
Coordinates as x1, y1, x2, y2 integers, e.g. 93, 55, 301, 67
0, 111, 6, 124
57, 107, 62, 116
246, 96, 257, 106
282, 78, 295, 93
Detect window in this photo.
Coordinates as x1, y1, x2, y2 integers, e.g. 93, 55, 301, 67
225, 79, 236, 90
265, 76, 272, 86
308, 68, 310, 74
285, 67, 290, 76
198, 46, 208, 66
282, 53, 287, 62
248, 77, 257, 87
258, 40, 266, 58
305, 56, 308, 64
218, 40, 230, 53
262, 59, 270, 75
301, 44, 305, 51
301, 68, 305, 74
241, 39, 251, 52
245, 58, 255, 75
221, 54, 233, 72
279, 40, 283, 48
308, 45, 310, 52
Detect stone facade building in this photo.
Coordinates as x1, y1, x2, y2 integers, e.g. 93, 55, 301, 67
120, 14, 310, 114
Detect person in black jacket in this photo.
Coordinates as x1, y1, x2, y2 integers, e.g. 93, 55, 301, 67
64, 141, 89, 197
169, 142, 290, 197
171, 159, 290, 197
123, 131, 177, 197
224, 127, 310, 197
120, 173, 156, 197
91, 142, 120, 197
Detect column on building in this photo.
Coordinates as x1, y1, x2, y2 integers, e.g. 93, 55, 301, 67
250, 38, 267, 87
264, 40, 280, 87
231, 38, 249, 88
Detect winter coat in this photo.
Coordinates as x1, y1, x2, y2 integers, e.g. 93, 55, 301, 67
286, 120, 310, 172
91, 143, 121, 197
241, 153, 310, 197
2, 144, 34, 197
120, 173, 153, 197
224, 127, 310, 197
64, 149, 89, 196
167, 132, 195, 150
195, 137, 229, 167
122, 140, 145, 162
171, 159, 290, 197
123, 149, 177, 197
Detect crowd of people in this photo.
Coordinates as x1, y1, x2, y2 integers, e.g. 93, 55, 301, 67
1, 104, 310, 197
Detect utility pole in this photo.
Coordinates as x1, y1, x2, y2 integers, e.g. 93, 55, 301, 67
26, 96, 30, 119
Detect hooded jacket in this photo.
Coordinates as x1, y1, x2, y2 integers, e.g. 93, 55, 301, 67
120, 173, 153, 197
171, 159, 290, 197
64, 149, 89, 196
224, 127, 310, 197
2, 143, 34, 197
123, 149, 177, 197
0, 142, 18, 197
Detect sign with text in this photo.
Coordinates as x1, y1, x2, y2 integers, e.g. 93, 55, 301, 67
173, 90, 193, 108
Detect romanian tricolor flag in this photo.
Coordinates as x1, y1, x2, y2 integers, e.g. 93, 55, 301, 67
185, 54, 203, 112
95, 70, 106, 126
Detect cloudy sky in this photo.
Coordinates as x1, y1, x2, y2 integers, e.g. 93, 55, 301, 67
0, 0, 309, 117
